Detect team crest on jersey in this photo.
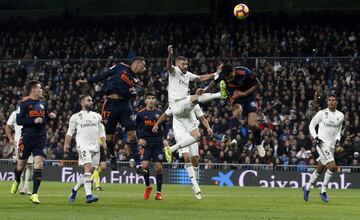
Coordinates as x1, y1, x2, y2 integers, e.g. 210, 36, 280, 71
79, 113, 82, 120
325, 112, 328, 118
39, 104, 44, 109
250, 102, 256, 107
155, 114, 160, 119
158, 154, 163, 161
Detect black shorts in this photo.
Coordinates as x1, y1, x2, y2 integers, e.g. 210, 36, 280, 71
231, 93, 257, 115
18, 135, 47, 160
99, 145, 106, 162
143, 142, 164, 163
101, 98, 136, 134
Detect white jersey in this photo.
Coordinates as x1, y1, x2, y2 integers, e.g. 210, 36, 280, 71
168, 66, 199, 102
6, 108, 23, 145
309, 108, 344, 146
66, 110, 105, 152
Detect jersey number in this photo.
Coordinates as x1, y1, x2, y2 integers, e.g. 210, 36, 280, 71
82, 151, 87, 158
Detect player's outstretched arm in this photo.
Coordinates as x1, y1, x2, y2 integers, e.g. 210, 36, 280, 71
167, 45, 175, 73
152, 113, 169, 133
76, 65, 118, 86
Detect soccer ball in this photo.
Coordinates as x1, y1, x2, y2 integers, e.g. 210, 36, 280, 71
233, 4, 249, 20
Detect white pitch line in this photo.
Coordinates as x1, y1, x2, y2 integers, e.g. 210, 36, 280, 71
2, 193, 360, 198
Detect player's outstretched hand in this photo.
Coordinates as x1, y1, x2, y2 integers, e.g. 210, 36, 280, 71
315, 137, 324, 147
76, 79, 88, 86
196, 88, 205, 95
167, 45, 173, 55
49, 112, 56, 119
152, 124, 159, 133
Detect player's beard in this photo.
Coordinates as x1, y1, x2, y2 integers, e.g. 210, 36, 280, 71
84, 104, 93, 111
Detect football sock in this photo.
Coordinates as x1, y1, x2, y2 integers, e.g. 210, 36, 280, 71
306, 170, 320, 191
198, 93, 221, 103
32, 169, 42, 194
230, 117, 240, 140
83, 172, 92, 196
321, 170, 334, 193
143, 169, 150, 187
156, 173, 163, 192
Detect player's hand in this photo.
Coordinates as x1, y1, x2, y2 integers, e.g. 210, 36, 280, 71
167, 45, 173, 55
163, 139, 169, 146
63, 144, 69, 153
335, 140, 341, 148
207, 128, 214, 136
315, 137, 324, 147
9, 138, 15, 145
152, 124, 159, 133
233, 90, 247, 98
196, 88, 205, 95
129, 87, 136, 95
139, 138, 147, 147
34, 117, 43, 124
76, 79, 88, 86
49, 112, 56, 119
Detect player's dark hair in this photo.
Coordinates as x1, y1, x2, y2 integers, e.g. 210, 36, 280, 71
80, 94, 91, 102
25, 80, 41, 95
327, 93, 337, 99
221, 64, 234, 76
130, 56, 145, 65
176, 56, 187, 62
145, 91, 156, 99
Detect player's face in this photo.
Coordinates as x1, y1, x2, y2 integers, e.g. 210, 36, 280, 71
177, 60, 188, 73
32, 84, 43, 98
327, 96, 337, 110
145, 95, 156, 108
82, 96, 94, 110
134, 60, 146, 74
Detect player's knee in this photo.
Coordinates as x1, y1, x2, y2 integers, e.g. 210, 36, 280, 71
127, 131, 137, 142
328, 164, 336, 172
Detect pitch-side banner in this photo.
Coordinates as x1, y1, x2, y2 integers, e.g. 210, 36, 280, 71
1, 166, 359, 189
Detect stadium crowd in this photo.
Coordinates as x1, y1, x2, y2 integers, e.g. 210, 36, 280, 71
0, 14, 360, 168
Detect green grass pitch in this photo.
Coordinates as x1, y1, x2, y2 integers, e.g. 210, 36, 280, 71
0, 181, 358, 220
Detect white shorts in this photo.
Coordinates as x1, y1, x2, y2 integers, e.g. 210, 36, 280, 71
178, 142, 199, 157
316, 144, 335, 165
78, 149, 100, 168
169, 96, 193, 118
173, 113, 200, 135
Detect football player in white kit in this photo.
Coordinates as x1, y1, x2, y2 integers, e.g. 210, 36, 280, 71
5, 106, 33, 195
164, 45, 227, 157
303, 94, 344, 203
153, 104, 213, 199
64, 95, 106, 204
